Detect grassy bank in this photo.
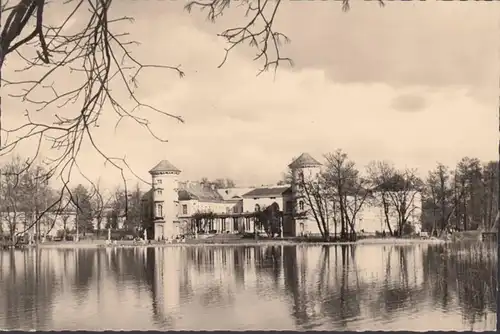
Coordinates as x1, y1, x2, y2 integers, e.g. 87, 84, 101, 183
13, 236, 449, 249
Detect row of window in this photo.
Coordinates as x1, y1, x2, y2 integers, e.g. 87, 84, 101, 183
154, 200, 305, 220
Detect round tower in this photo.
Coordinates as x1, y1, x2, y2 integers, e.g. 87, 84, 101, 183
149, 159, 181, 240
288, 153, 322, 236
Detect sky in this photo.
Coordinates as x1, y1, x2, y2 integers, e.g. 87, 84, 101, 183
1, 0, 499, 191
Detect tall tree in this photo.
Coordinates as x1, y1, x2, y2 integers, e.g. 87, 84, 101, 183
200, 178, 237, 189
0, 156, 55, 241
323, 150, 370, 241
297, 168, 331, 240
108, 184, 143, 230
71, 185, 94, 235
455, 157, 483, 231
424, 163, 455, 235
383, 168, 422, 237
481, 161, 499, 230
367, 160, 397, 236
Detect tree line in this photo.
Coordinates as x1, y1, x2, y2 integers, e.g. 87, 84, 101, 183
283, 150, 498, 241
0, 156, 145, 241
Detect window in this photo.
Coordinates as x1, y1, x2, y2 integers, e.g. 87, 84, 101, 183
270, 197, 276, 199
156, 179, 162, 184
299, 200, 304, 211
156, 189, 162, 196
286, 201, 293, 213
156, 203, 163, 218
254, 204, 261, 212
182, 204, 188, 215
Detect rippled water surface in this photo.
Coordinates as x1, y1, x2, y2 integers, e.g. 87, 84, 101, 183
0, 243, 497, 331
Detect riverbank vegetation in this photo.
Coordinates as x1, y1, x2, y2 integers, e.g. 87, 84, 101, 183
1, 152, 497, 245
285, 150, 498, 242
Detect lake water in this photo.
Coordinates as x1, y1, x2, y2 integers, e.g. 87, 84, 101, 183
0, 243, 497, 331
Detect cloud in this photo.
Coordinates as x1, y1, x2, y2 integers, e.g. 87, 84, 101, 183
391, 94, 427, 113
1, 1, 498, 191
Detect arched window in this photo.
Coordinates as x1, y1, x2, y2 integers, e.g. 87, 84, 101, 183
156, 203, 163, 218
299, 200, 304, 211
255, 204, 261, 212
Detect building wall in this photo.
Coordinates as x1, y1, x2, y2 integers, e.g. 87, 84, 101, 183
0, 211, 78, 237
242, 196, 287, 213
290, 165, 322, 237
151, 171, 180, 240
359, 192, 423, 234
290, 191, 423, 237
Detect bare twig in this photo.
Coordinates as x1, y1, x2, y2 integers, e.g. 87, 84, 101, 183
1, 0, 184, 213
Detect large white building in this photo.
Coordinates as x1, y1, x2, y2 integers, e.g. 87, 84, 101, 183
141, 153, 422, 240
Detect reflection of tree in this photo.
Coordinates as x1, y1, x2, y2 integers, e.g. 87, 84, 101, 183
0, 250, 58, 330
319, 246, 362, 328
232, 247, 246, 286
1, 243, 496, 330
255, 246, 282, 289
422, 243, 497, 327
73, 249, 96, 304
282, 245, 309, 326
282, 245, 365, 329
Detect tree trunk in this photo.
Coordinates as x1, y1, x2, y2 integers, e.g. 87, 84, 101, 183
381, 194, 393, 236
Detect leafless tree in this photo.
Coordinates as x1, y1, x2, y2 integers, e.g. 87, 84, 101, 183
277, 157, 295, 186
1, 0, 385, 234
185, 0, 384, 75
367, 160, 397, 236
296, 168, 330, 240
323, 150, 370, 241
382, 168, 422, 237
0, 155, 55, 241
90, 179, 111, 234
1, 0, 184, 231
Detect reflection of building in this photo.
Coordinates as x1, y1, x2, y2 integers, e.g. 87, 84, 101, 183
141, 153, 422, 240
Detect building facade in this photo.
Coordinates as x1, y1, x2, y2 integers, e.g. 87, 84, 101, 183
141, 153, 423, 240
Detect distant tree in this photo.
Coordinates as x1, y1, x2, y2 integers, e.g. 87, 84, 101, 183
454, 157, 483, 231
105, 210, 118, 229
424, 163, 455, 235
71, 185, 94, 235
0, 156, 56, 241
59, 209, 72, 240
200, 178, 236, 189
277, 157, 295, 185
90, 180, 112, 234
297, 167, 331, 240
481, 161, 499, 231
108, 184, 143, 230
367, 160, 397, 236
0, 156, 25, 241
323, 150, 370, 241
256, 203, 281, 237
382, 168, 422, 237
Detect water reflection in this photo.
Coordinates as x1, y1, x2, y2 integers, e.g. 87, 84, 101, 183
0, 243, 496, 330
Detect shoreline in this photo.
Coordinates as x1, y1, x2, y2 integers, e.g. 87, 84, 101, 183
5, 237, 450, 249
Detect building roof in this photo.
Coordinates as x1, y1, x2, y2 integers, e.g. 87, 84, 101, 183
242, 186, 292, 198
149, 160, 181, 174
217, 187, 255, 201
178, 182, 224, 202
288, 153, 322, 169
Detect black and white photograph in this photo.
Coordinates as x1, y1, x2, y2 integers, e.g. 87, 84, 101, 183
0, 0, 498, 331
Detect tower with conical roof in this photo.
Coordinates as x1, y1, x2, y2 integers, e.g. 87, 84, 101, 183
149, 159, 181, 240
288, 153, 322, 236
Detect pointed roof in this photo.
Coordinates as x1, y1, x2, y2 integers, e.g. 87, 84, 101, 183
288, 153, 322, 169
149, 160, 181, 174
